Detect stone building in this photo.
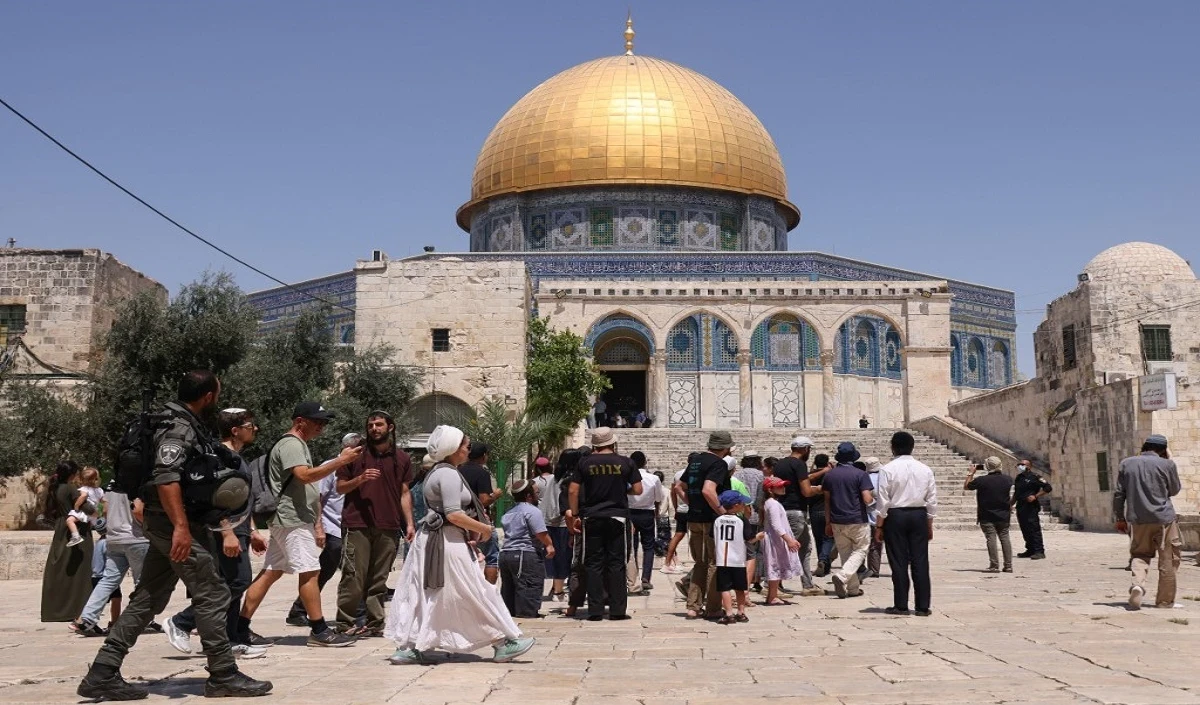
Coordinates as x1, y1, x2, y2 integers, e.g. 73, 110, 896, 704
0, 248, 165, 382
249, 24, 1018, 432
948, 242, 1199, 531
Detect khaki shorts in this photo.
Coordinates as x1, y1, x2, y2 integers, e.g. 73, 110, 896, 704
264, 524, 322, 574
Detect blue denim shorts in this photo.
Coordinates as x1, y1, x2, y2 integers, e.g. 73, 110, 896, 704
481, 533, 500, 568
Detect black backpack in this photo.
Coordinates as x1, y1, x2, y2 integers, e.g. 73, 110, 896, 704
113, 406, 177, 500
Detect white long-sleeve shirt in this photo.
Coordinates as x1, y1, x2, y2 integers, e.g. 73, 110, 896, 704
876, 455, 938, 520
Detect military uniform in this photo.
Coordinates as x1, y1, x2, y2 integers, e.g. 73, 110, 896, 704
1013, 468, 1052, 557
90, 401, 237, 676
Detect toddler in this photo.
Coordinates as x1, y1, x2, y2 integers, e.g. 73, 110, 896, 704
66, 467, 103, 547
761, 476, 803, 605
713, 490, 760, 624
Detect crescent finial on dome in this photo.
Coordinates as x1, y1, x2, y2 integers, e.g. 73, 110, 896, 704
624, 11, 635, 55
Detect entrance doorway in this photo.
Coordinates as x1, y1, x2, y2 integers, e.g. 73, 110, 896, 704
600, 370, 648, 426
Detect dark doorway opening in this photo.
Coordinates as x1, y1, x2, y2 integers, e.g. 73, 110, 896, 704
600, 370, 648, 427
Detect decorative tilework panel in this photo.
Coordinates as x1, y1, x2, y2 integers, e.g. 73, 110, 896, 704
489, 215, 517, 252
529, 213, 548, 250
584, 314, 656, 354
552, 209, 585, 249
749, 217, 774, 251
684, 210, 716, 249
617, 207, 652, 247
964, 337, 986, 387
884, 329, 902, 379
713, 374, 740, 426
699, 314, 713, 367
771, 375, 802, 428
833, 315, 895, 379
668, 374, 699, 427
991, 340, 1010, 386
666, 316, 700, 371
590, 207, 614, 247
719, 212, 739, 251
851, 320, 879, 376
712, 318, 739, 370
657, 209, 679, 247
950, 336, 963, 386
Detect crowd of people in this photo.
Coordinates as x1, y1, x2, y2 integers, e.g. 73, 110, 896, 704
34, 368, 1186, 700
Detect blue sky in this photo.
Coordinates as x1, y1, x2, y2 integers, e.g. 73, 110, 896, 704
2, 2, 1197, 375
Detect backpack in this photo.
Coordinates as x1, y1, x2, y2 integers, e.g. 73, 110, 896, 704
113, 408, 177, 500
248, 435, 297, 526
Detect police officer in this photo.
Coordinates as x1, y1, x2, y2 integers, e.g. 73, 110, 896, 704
1012, 459, 1052, 560
78, 370, 271, 701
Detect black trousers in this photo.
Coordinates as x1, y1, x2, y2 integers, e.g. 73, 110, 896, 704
883, 508, 931, 612
173, 531, 251, 642
93, 513, 235, 675
288, 534, 344, 620
1016, 504, 1044, 554
808, 505, 835, 565
628, 509, 657, 584
499, 549, 545, 617
583, 517, 627, 617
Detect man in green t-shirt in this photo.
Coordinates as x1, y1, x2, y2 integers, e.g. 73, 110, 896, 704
238, 401, 362, 647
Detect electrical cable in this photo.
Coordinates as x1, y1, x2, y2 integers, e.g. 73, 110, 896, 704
0, 95, 355, 314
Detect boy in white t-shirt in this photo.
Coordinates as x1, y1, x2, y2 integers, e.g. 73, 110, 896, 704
713, 490, 761, 625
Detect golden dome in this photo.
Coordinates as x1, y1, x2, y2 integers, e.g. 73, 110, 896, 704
457, 54, 799, 231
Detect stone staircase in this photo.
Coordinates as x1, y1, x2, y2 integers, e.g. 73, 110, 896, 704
613, 428, 1071, 532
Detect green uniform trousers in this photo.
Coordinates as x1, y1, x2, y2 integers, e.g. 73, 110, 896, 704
337, 527, 398, 629
93, 512, 235, 674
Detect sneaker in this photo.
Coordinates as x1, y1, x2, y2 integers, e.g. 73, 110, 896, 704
1002, 567, 1013, 573
1155, 603, 1185, 609
307, 629, 356, 647
1017, 551, 1034, 558
814, 561, 828, 578
492, 637, 535, 663
1128, 585, 1144, 610
1029, 552, 1046, 560
884, 607, 910, 616
285, 614, 310, 627
67, 534, 84, 547
914, 609, 932, 617
69, 620, 105, 637
77, 670, 149, 701
83, 623, 109, 637
164, 618, 193, 654
846, 590, 864, 598
142, 621, 163, 634
831, 574, 848, 598
751, 583, 763, 593
244, 630, 276, 647
866, 570, 880, 578
232, 643, 268, 659
641, 581, 653, 592
204, 669, 273, 698
985, 567, 1000, 574
800, 586, 825, 597
389, 647, 430, 665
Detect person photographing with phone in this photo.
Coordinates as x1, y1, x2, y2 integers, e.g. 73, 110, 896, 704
964, 457, 1014, 573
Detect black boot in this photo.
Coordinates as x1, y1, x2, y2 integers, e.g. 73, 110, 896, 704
204, 669, 273, 698
77, 664, 149, 701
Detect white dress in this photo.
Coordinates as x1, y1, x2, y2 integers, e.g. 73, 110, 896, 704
384, 464, 521, 653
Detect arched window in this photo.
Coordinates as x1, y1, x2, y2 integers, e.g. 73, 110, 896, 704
750, 314, 821, 370
851, 319, 879, 376
584, 314, 655, 354
596, 338, 650, 366
666, 316, 700, 371
951, 336, 963, 386
712, 317, 739, 370
991, 341, 1011, 387
410, 393, 473, 434
964, 338, 987, 388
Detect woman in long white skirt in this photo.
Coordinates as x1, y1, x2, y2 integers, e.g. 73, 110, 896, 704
385, 425, 535, 664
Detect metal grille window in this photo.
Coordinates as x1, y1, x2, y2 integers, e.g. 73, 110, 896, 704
1141, 325, 1172, 362
1061, 325, 1077, 370
0, 305, 26, 347
431, 328, 450, 352
666, 317, 699, 370
1097, 451, 1110, 492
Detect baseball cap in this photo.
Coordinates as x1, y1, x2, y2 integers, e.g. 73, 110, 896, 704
292, 401, 335, 422
762, 476, 791, 489
1146, 434, 1169, 447
718, 490, 751, 508
469, 441, 489, 460
791, 436, 814, 449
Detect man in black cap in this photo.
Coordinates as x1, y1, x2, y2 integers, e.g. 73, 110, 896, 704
1115, 434, 1182, 610
1012, 458, 1052, 559
821, 442, 874, 599
460, 441, 504, 584
238, 401, 362, 647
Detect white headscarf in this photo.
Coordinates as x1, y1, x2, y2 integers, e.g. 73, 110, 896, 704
426, 425, 465, 463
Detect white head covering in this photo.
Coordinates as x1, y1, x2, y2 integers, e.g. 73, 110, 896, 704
426, 425, 465, 463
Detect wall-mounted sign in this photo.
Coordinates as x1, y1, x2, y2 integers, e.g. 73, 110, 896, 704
1140, 372, 1178, 411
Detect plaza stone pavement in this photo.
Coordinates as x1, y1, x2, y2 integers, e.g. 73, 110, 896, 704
3, 531, 1200, 705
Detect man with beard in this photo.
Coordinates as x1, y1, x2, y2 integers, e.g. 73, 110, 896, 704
78, 371, 271, 700
335, 411, 414, 636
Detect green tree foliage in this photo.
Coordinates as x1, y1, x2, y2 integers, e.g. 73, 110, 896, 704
524, 315, 609, 448
0, 272, 420, 477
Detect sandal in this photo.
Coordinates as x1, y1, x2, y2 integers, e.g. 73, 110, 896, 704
764, 599, 793, 606
717, 615, 736, 625
735, 613, 749, 623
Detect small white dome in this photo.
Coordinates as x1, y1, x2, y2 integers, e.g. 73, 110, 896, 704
1083, 242, 1195, 284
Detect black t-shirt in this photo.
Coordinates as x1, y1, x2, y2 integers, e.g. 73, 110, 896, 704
572, 453, 639, 519
772, 456, 809, 511
806, 472, 826, 511
686, 452, 732, 523
967, 472, 1014, 524
458, 462, 494, 499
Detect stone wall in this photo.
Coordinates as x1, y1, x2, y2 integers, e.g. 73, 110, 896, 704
0, 470, 42, 531
0, 248, 165, 374
353, 256, 530, 407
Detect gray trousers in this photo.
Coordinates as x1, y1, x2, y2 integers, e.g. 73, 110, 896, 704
784, 510, 815, 589
93, 513, 234, 675
980, 521, 1012, 569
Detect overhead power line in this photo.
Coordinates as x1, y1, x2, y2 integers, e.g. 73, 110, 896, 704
0, 95, 355, 314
